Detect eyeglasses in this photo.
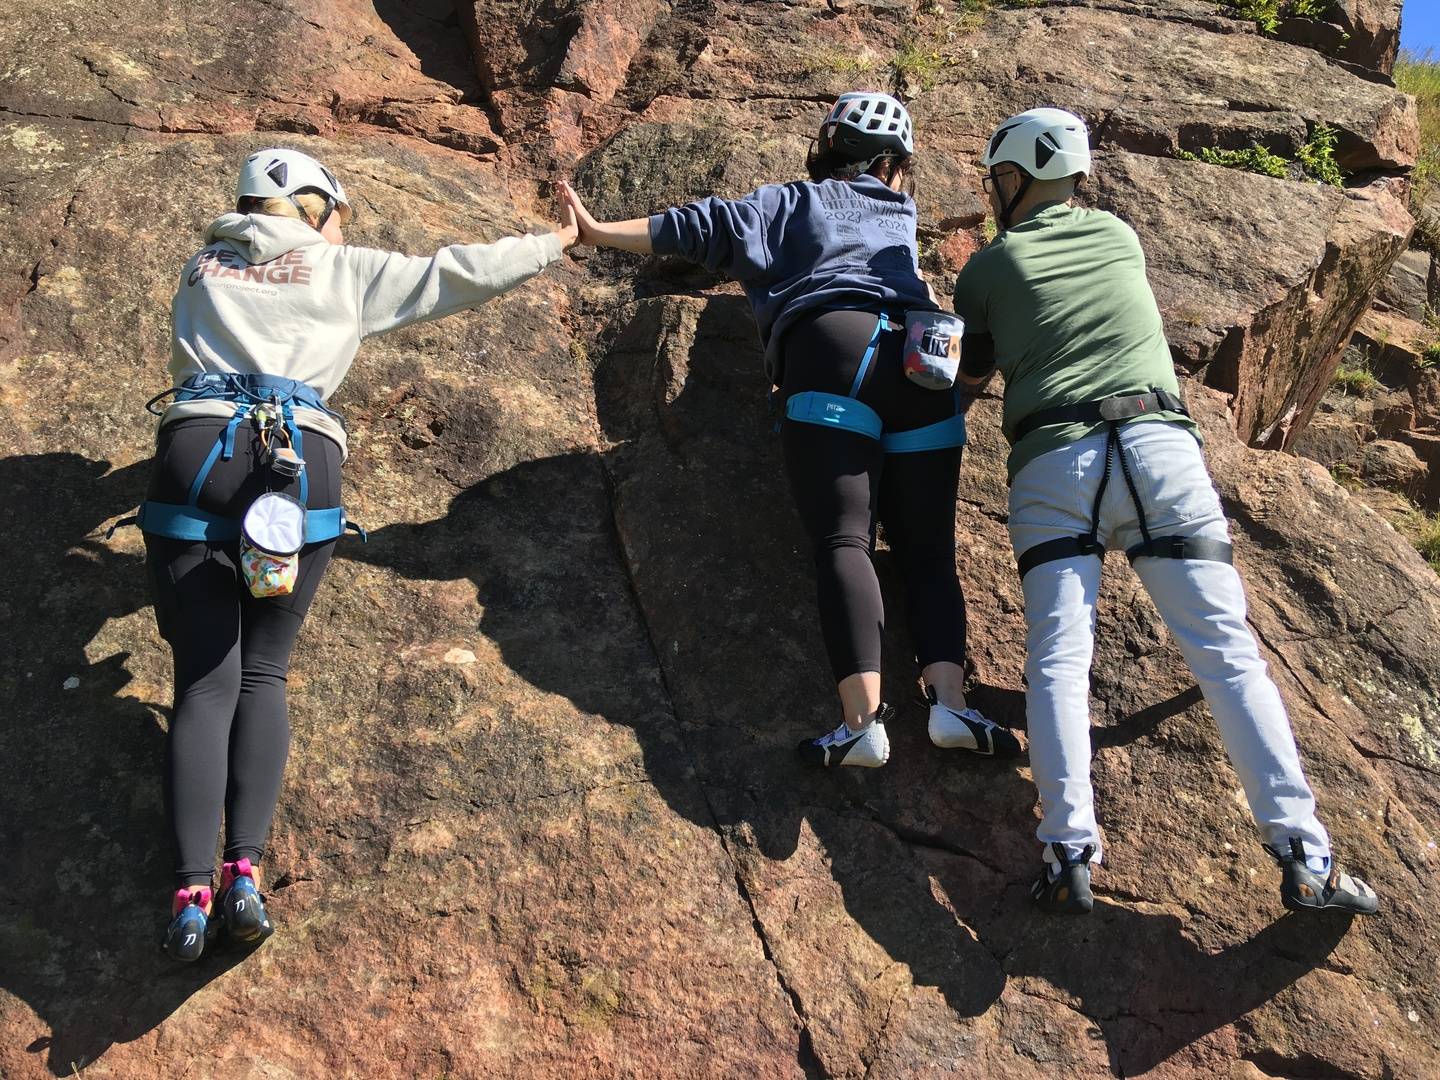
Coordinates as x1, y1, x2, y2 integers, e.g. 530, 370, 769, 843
981, 171, 1015, 193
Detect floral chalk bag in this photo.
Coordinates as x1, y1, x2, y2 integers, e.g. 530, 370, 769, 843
239, 492, 306, 598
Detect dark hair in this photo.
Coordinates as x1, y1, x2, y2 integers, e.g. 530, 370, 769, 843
805, 146, 915, 194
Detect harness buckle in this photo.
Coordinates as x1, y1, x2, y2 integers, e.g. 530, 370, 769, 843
1099, 394, 1150, 421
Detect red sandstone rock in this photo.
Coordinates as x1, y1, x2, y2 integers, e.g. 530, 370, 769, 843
0, 0, 1435, 1076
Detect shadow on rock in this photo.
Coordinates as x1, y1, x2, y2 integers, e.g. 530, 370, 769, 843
0, 453, 248, 1074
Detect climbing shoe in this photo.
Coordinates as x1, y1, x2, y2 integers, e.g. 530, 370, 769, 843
163, 886, 216, 962
218, 858, 275, 946
926, 688, 1022, 758
796, 704, 894, 768
1031, 843, 1095, 914
1265, 838, 1378, 916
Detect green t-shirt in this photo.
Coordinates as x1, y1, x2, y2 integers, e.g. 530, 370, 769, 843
952, 202, 1199, 480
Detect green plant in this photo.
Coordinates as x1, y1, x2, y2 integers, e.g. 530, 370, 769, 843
1331, 358, 1380, 396
1419, 341, 1440, 369
1177, 143, 1290, 178
1396, 50, 1440, 249
1297, 123, 1345, 186
1177, 125, 1345, 186
891, 38, 946, 89
1221, 0, 1333, 34
1222, 0, 1283, 34
1329, 463, 1362, 491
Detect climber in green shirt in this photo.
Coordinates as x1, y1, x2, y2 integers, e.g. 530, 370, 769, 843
953, 108, 1377, 918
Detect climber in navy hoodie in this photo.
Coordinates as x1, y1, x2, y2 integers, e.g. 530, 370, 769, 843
562, 93, 1019, 767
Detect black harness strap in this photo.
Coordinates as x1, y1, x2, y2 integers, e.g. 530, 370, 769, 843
1125, 536, 1234, 565
1017, 535, 1105, 578
1011, 388, 1188, 444
1015, 395, 1233, 579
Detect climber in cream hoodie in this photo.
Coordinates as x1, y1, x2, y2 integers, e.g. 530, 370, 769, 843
151, 147, 576, 963
168, 204, 565, 455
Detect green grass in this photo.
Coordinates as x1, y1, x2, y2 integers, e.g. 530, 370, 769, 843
1396, 49, 1440, 249
1420, 341, 1440, 369
1331, 358, 1380, 396
1402, 509, 1440, 572
891, 38, 947, 89
803, 49, 880, 78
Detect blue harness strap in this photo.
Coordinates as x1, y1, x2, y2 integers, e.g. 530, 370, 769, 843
136, 503, 364, 544
785, 391, 883, 440
881, 412, 967, 453
137, 503, 238, 542
847, 312, 888, 397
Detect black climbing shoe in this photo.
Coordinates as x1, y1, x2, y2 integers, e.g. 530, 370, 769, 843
796, 704, 894, 768
1265, 838, 1378, 916
1031, 842, 1095, 914
162, 886, 217, 962
218, 858, 275, 946
925, 687, 1022, 758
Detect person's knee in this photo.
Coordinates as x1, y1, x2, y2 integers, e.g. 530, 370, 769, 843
816, 532, 872, 558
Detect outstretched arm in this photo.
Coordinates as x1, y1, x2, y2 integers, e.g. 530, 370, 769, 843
560, 181, 653, 254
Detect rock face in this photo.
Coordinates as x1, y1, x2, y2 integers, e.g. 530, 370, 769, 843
1, 1, 1436, 1078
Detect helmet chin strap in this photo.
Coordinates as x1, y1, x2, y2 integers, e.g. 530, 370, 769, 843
995, 169, 1033, 229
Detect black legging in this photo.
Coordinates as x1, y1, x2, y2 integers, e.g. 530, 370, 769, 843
780, 308, 967, 682
144, 417, 341, 887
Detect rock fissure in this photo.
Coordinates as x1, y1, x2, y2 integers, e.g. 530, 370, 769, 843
857, 806, 1009, 878
594, 452, 828, 1077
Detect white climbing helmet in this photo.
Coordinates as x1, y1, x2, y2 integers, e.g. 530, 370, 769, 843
818, 91, 915, 163
235, 147, 353, 225
981, 108, 1091, 180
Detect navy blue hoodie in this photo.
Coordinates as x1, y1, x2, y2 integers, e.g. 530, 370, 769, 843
648, 174, 935, 383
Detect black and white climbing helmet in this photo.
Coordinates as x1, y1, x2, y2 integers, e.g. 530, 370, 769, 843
818, 92, 914, 164
236, 147, 353, 225
981, 108, 1091, 180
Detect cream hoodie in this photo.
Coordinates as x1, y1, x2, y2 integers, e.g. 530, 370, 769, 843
166, 213, 564, 455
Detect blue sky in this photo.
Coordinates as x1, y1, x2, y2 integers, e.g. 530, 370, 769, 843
1401, 0, 1439, 55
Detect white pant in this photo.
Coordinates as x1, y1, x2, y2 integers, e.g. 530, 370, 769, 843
1008, 421, 1330, 866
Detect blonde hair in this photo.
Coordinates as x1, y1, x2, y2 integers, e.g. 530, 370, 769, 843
241, 193, 329, 225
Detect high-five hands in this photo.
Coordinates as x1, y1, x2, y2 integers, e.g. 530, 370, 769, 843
553, 182, 579, 249
558, 181, 655, 255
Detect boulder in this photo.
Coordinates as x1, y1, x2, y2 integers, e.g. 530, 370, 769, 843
1377, 248, 1435, 321
1359, 438, 1429, 498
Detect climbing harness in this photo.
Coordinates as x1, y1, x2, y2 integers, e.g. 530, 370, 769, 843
108, 372, 366, 547
1013, 389, 1232, 578
784, 312, 968, 452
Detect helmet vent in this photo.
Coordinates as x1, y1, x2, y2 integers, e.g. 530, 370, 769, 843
266, 161, 288, 188
989, 125, 1019, 159
1033, 137, 1056, 170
